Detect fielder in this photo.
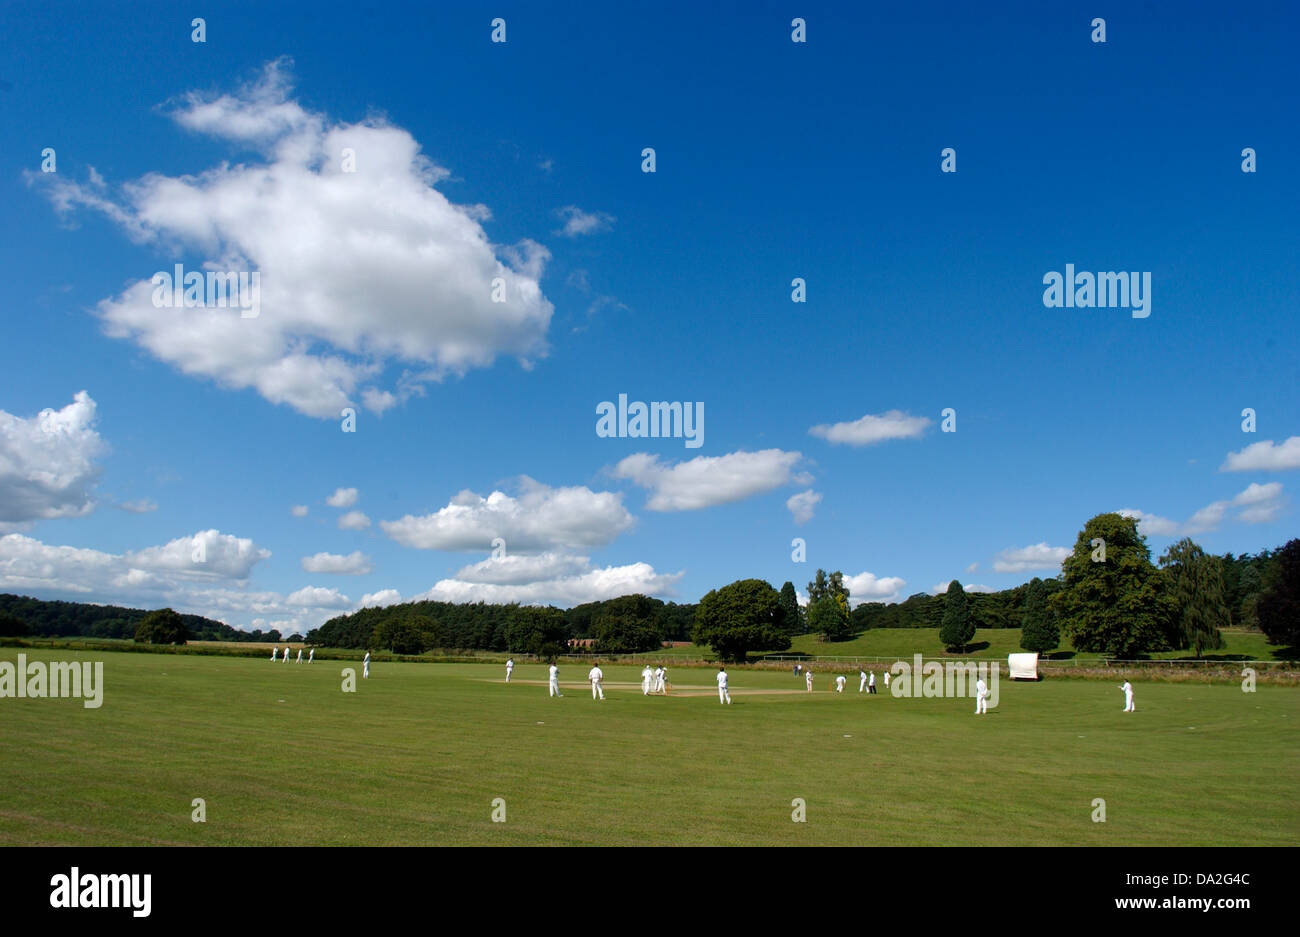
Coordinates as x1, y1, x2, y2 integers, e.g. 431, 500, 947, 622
296, 648, 303, 663
283, 646, 291, 664
974, 676, 988, 714
805, 668, 814, 692
506, 658, 514, 683
641, 665, 653, 695
548, 663, 562, 697
883, 669, 890, 689
868, 670, 876, 694
363, 650, 370, 679
835, 675, 846, 693
716, 667, 731, 705
589, 664, 605, 700
270, 646, 278, 661
308, 647, 314, 663
1119, 681, 1135, 712
859, 669, 868, 693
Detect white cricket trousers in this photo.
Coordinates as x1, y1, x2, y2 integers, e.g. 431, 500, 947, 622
591, 680, 604, 700
974, 694, 987, 714
718, 686, 730, 704
1124, 695, 1134, 712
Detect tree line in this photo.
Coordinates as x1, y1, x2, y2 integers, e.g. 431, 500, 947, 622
0, 517, 1293, 663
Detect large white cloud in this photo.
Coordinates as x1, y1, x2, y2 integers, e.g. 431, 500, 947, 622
450, 552, 592, 585
300, 551, 373, 575
381, 477, 634, 552
612, 450, 809, 512
1221, 437, 1300, 472
992, 543, 1070, 574
416, 560, 683, 607
0, 531, 356, 634
0, 392, 106, 528
31, 59, 554, 419
808, 410, 930, 446
842, 571, 908, 605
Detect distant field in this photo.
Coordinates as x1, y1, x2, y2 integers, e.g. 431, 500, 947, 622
628, 628, 1289, 663
1, 649, 1295, 846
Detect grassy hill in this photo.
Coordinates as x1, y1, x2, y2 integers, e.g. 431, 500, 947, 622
634, 627, 1288, 662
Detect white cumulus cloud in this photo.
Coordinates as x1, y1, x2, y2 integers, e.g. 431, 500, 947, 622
1221, 436, 1300, 472
30, 59, 554, 419
0, 391, 106, 528
786, 489, 822, 525
416, 560, 682, 607
326, 487, 358, 508
338, 511, 371, 531
808, 410, 930, 446
300, 551, 373, 575
842, 571, 908, 606
612, 449, 809, 512
992, 543, 1070, 574
381, 477, 633, 552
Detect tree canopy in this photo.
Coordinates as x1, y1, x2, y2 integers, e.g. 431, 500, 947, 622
692, 579, 791, 662
1051, 513, 1174, 658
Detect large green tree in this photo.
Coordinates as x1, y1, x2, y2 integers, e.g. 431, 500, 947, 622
1019, 577, 1060, 653
133, 607, 189, 645
1257, 539, 1300, 649
692, 579, 791, 662
1159, 538, 1229, 657
1051, 513, 1174, 658
807, 594, 851, 641
939, 580, 975, 652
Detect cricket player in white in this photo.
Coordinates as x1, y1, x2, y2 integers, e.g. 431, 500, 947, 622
589, 665, 605, 700
654, 666, 665, 693
859, 669, 868, 692
296, 648, 303, 663
506, 658, 514, 683
974, 677, 988, 714
716, 667, 731, 704
805, 669, 814, 692
835, 675, 846, 693
883, 670, 890, 688
283, 646, 291, 664
641, 665, 653, 695
308, 648, 314, 663
548, 663, 562, 697
270, 646, 278, 661
1120, 681, 1135, 712
363, 650, 370, 679
868, 670, 876, 694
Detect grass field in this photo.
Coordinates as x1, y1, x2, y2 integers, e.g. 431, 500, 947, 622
2, 649, 1296, 846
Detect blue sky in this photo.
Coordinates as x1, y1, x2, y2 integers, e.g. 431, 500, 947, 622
2, 0, 1297, 633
